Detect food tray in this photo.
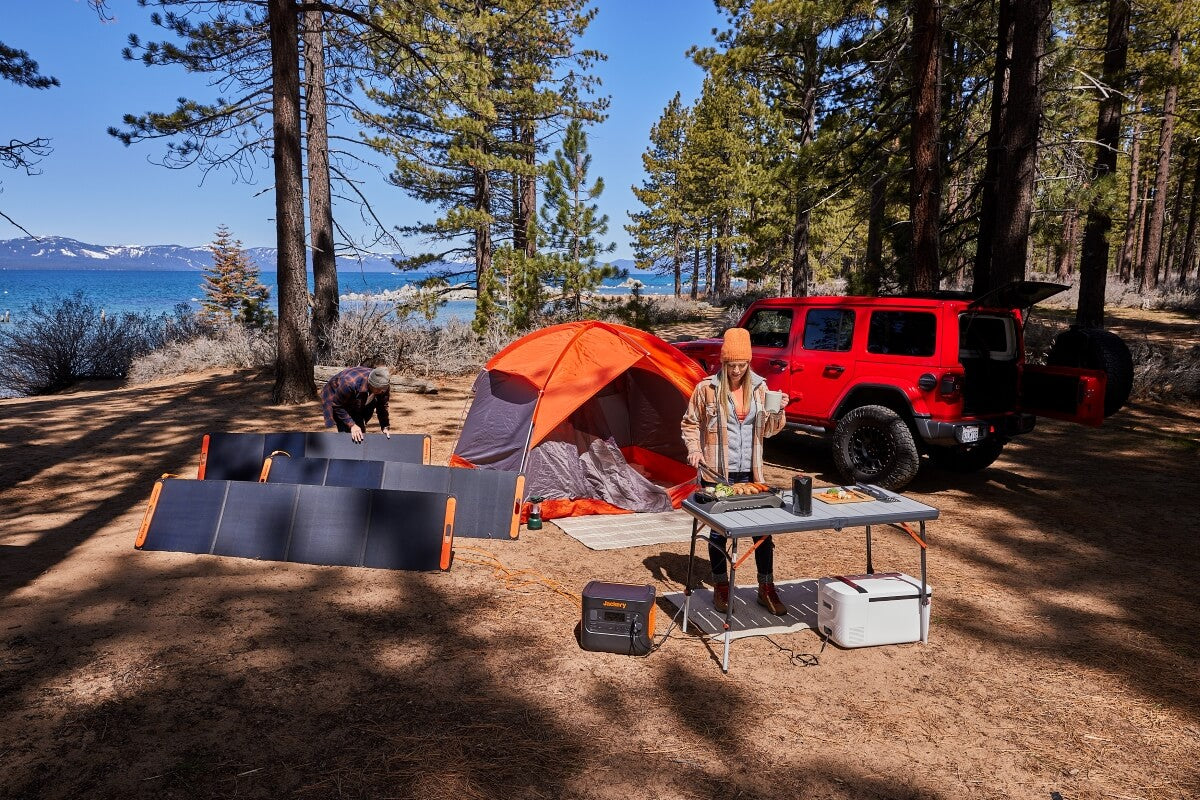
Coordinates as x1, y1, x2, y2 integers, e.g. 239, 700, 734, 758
691, 491, 784, 514
813, 487, 874, 505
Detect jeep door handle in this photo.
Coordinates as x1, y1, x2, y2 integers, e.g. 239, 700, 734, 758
824, 364, 845, 375
768, 359, 787, 372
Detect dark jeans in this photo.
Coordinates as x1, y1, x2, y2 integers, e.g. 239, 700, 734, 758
333, 404, 376, 433
705, 470, 774, 583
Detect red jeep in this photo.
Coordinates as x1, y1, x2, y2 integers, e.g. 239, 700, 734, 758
672, 282, 1133, 489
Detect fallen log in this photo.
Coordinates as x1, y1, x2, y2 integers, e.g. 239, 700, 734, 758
313, 365, 438, 395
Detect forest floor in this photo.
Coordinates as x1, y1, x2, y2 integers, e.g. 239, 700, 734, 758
0, 307, 1197, 799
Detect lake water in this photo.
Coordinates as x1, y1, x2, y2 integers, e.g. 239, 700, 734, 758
0, 268, 677, 327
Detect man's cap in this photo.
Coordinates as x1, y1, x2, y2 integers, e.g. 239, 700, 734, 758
368, 366, 391, 389
721, 328, 752, 362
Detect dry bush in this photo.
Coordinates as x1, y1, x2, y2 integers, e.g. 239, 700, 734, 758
127, 325, 275, 384
396, 319, 517, 377
318, 303, 400, 367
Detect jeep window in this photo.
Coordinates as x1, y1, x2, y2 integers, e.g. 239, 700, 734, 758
745, 308, 793, 349
866, 311, 936, 356
959, 314, 1016, 359
803, 308, 855, 351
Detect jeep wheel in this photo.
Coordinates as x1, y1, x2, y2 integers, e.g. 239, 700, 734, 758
1046, 327, 1133, 417
926, 436, 1007, 473
831, 405, 920, 489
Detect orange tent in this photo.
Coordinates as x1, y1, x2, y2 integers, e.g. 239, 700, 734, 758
451, 321, 707, 519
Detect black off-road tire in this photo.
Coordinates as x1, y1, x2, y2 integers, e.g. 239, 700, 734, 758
1046, 327, 1133, 417
831, 405, 921, 489
926, 436, 1007, 473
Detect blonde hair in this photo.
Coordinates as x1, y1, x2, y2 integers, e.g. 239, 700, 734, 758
717, 362, 752, 417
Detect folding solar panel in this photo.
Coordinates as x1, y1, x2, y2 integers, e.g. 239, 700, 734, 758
324, 459, 386, 490
199, 433, 266, 481
261, 456, 330, 486
303, 432, 429, 464
262, 457, 524, 540
287, 485, 371, 567
136, 478, 453, 572
136, 479, 227, 553
363, 490, 455, 571
198, 432, 430, 483
446, 467, 525, 540
211, 481, 297, 561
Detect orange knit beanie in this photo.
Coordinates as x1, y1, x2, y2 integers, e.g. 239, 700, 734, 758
721, 327, 752, 361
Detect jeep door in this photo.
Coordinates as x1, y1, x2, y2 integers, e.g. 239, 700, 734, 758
786, 306, 857, 423
742, 305, 796, 400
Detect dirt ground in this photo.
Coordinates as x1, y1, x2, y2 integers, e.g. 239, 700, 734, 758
1, 311, 1198, 800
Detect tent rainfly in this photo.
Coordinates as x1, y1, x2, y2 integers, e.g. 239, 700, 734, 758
451, 321, 707, 520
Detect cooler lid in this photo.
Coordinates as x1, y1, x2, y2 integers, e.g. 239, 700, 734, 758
820, 573, 931, 599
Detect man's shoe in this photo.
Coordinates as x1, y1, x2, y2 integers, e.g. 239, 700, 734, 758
713, 581, 730, 613
757, 582, 786, 615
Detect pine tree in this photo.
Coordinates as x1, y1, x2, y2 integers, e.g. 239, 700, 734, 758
538, 119, 619, 316
627, 93, 692, 296
202, 225, 273, 329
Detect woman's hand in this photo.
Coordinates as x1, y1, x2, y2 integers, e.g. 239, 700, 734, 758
687, 452, 703, 467
350, 426, 365, 443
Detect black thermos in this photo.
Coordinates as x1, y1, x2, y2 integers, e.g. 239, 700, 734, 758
791, 474, 812, 516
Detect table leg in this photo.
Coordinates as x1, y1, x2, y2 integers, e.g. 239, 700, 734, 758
683, 518, 700, 634
919, 520, 929, 642
722, 535, 737, 673
865, 524, 874, 574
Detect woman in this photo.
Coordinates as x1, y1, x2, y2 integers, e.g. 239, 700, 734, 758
681, 327, 789, 615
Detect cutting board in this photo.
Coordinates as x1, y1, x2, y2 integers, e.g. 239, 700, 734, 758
814, 488, 874, 504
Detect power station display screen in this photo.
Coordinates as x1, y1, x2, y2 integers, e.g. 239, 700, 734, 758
603, 611, 626, 622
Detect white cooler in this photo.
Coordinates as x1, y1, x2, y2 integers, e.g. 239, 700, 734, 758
817, 572, 932, 648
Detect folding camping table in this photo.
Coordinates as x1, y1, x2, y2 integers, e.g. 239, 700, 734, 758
680, 487, 939, 672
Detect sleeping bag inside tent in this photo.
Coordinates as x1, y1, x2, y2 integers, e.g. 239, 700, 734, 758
450, 321, 707, 519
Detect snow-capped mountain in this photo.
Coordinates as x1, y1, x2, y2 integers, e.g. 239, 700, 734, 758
0, 236, 401, 271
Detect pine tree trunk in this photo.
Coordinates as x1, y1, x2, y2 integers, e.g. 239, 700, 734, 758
1076, 0, 1129, 328
910, 0, 941, 293
973, 0, 1015, 292
865, 168, 886, 295
1164, 144, 1190, 282
270, 0, 315, 404
990, 0, 1049, 289
715, 214, 732, 296
1180, 150, 1200, 285
1117, 89, 1143, 282
305, 10, 338, 359
521, 121, 537, 259
1057, 206, 1079, 280
1140, 29, 1182, 293
690, 245, 700, 300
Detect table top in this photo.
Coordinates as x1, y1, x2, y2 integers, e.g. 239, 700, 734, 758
681, 487, 939, 537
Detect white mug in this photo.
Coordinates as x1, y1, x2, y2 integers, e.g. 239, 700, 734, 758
764, 390, 784, 413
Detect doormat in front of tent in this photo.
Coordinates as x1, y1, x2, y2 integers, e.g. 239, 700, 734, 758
553, 509, 695, 550
662, 579, 819, 641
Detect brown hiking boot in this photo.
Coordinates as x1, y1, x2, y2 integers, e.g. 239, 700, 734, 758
713, 581, 730, 613
757, 582, 786, 615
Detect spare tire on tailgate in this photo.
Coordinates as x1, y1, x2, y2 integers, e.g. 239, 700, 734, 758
1046, 327, 1133, 416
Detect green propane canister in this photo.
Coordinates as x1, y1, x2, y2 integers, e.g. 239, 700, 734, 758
527, 496, 544, 530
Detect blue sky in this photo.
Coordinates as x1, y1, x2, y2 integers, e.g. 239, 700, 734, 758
0, 1, 725, 261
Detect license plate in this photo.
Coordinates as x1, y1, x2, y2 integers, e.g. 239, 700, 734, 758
959, 426, 981, 443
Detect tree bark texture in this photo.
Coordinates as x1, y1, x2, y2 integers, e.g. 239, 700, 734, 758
1140, 29, 1182, 292
304, 9, 338, 358
865, 168, 886, 295
973, 0, 1015, 292
1117, 87, 1142, 282
1076, 0, 1129, 329
990, 0, 1049, 289
909, 0, 941, 292
1180, 149, 1200, 285
270, 0, 315, 404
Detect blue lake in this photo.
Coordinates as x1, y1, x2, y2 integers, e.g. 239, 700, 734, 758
0, 268, 676, 327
